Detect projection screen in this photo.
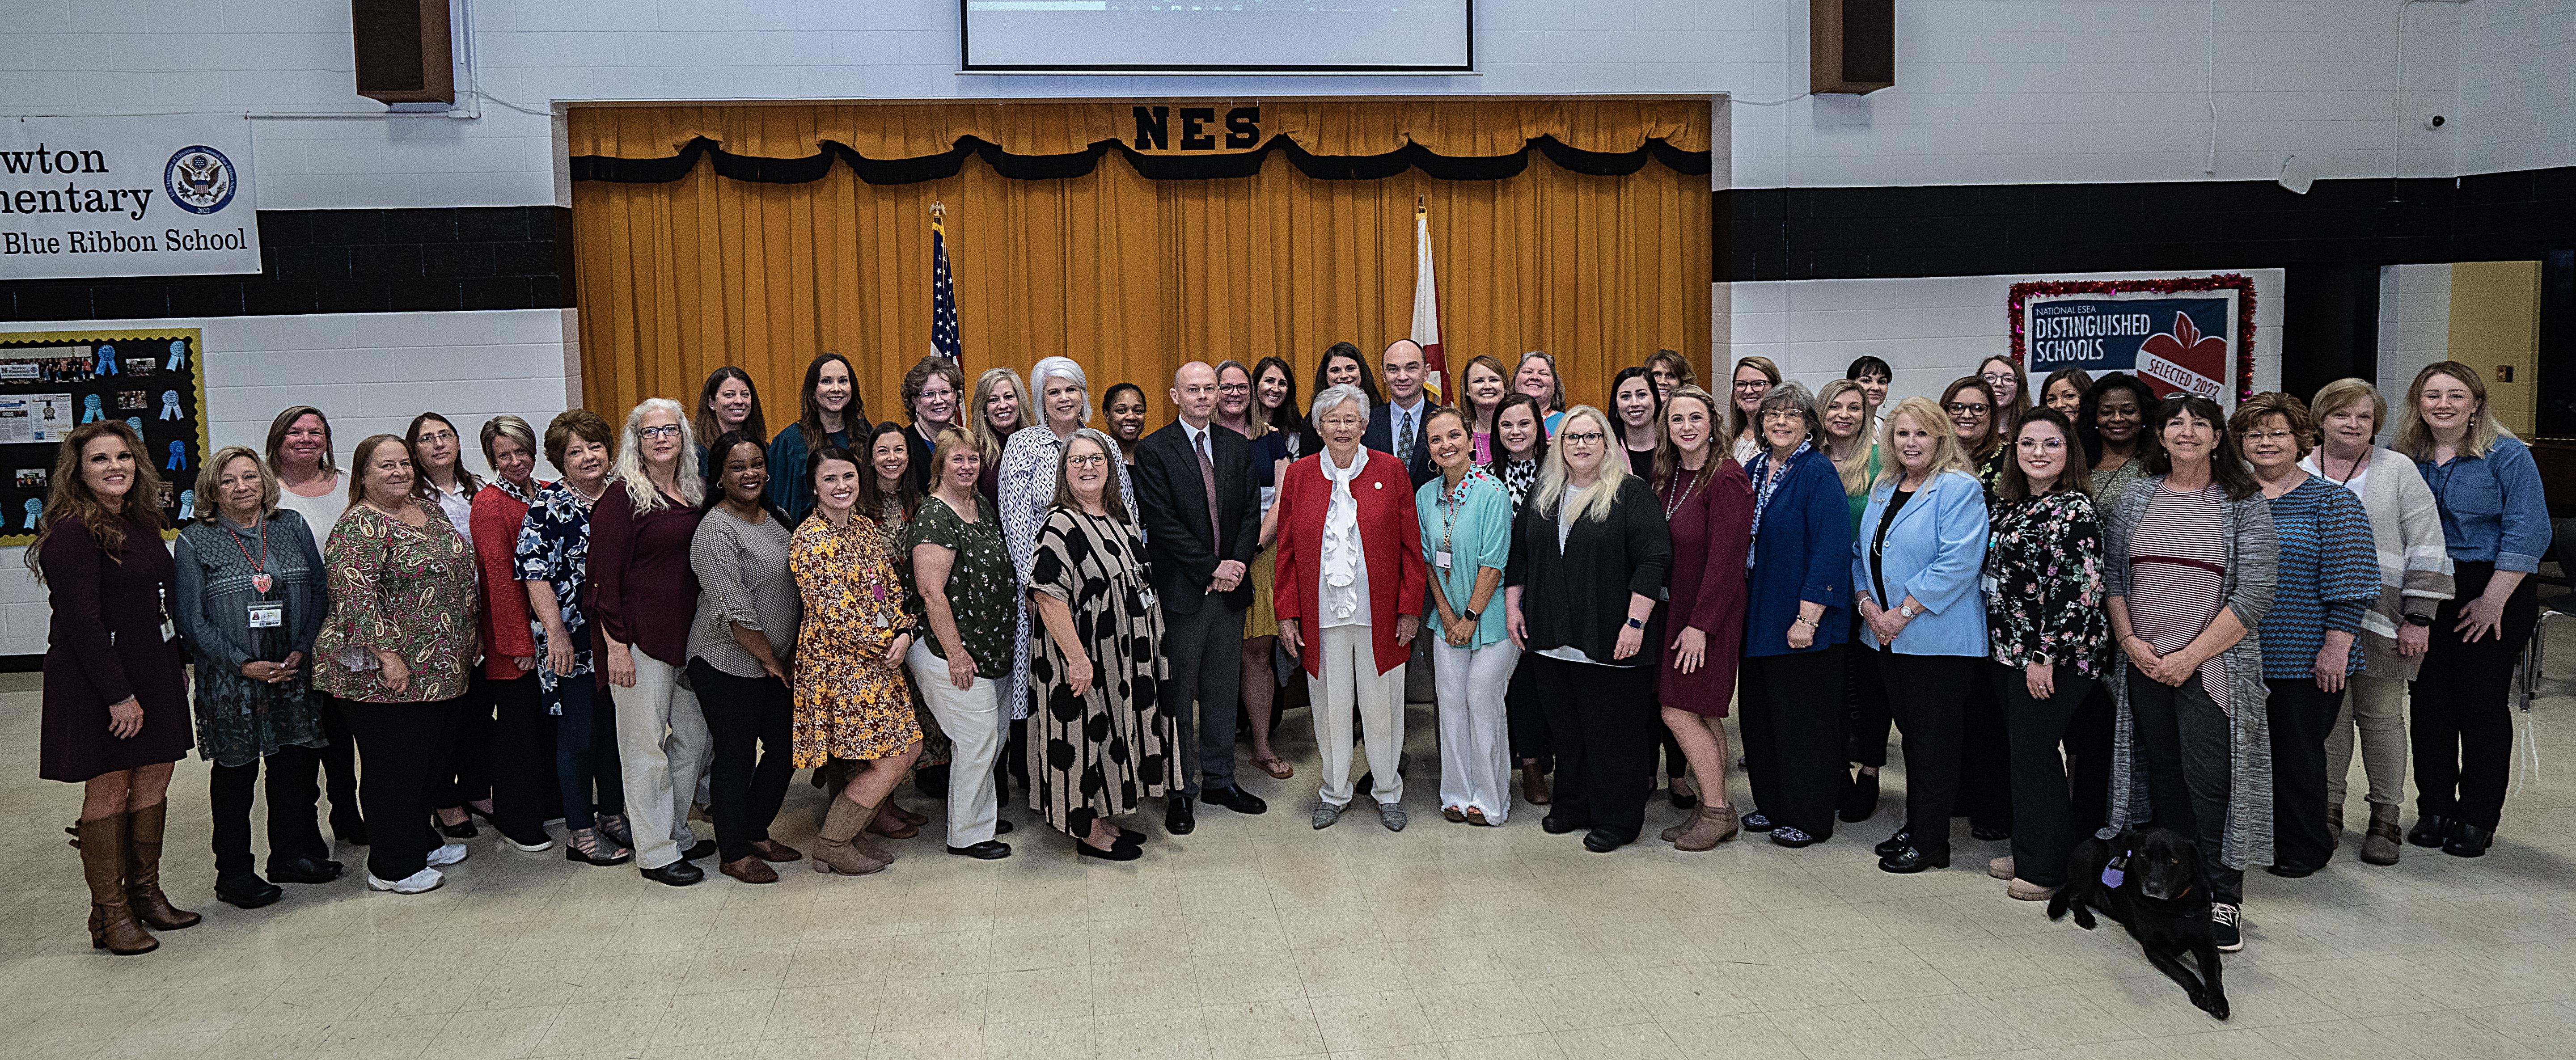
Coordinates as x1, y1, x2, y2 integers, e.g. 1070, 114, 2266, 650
962, 2, 1474, 72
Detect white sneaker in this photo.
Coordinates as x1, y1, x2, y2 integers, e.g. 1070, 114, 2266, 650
426, 842, 470, 867
367, 867, 444, 894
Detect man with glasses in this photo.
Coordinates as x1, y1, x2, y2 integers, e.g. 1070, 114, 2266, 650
1133, 362, 1270, 833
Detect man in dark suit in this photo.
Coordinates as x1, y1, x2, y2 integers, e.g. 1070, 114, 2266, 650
1363, 338, 1440, 488
1133, 361, 1270, 834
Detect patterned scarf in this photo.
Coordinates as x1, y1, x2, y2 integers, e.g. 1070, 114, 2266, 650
1744, 440, 1811, 570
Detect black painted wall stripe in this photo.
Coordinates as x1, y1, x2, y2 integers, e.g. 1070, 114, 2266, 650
1720, 166, 2576, 282
0, 206, 573, 323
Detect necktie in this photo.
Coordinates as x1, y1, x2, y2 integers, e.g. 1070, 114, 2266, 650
1197, 430, 1221, 545
1396, 408, 1412, 464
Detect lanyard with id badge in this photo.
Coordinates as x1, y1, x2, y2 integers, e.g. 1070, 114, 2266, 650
230, 518, 286, 630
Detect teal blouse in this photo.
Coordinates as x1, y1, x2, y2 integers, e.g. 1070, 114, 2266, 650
1414, 468, 1514, 650
767, 423, 856, 524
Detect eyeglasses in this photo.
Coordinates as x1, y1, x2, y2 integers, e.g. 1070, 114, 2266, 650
639, 425, 684, 439
1980, 372, 2015, 387
2244, 430, 2297, 443
1732, 380, 1771, 391
1218, 383, 1250, 393
1559, 431, 1606, 445
2016, 436, 2067, 450
415, 429, 456, 444
1065, 454, 1107, 468
1946, 402, 1990, 415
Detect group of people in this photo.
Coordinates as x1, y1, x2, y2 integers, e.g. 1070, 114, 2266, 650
33, 339, 2549, 961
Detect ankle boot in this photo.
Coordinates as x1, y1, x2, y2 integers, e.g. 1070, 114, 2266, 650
123, 802, 200, 931
2362, 803, 2404, 866
848, 801, 898, 863
810, 797, 888, 877
1675, 803, 1740, 852
79, 813, 157, 954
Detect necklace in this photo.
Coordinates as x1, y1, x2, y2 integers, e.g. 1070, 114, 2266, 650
2323, 445, 2367, 486
226, 513, 274, 594
1663, 462, 1706, 519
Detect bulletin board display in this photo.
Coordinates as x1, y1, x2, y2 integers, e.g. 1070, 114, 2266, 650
0, 329, 208, 544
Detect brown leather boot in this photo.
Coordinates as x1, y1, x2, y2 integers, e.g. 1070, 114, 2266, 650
810, 797, 888, 877
1520, 763, 1551, 807
79, 813, 157, 954
124, 802, 200, 932
2362, 803, 2403, 866
1675, 803, 1739, 851
849, 801, 898, 863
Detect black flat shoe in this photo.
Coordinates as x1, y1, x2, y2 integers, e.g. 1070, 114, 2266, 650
995, 819, 1015, 836
2265, 862, 2318, 878
1970, 825, 2011, 842
947, 840, 1013, 860
639, 860, 704, 886
2442, 822, 2492, 857
1076, 837, 1141, 862
216, 874, 283, 909
1165, 795, 1196, 836
1540, 814, 1586, 835
1582, 827, 1630, 853
1874, 828, 1913, 858
1203, 785, 1268, 815
266, 856, 344, 884
2407, 814, 2453, 848
682, 840, 718, 861
1668, 782, 1698, 811
1115, 826, 1149, 847
1739, 811, 1775, 833
1839, 772, 1879, 823
436, 812, 478, 839
1878, 845, 1950, 874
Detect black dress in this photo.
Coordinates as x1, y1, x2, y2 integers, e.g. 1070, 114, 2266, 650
40, 517, 191, 781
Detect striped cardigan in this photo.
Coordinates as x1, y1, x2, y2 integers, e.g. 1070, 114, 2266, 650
2101, 475, 2276, 872
2300, 447, 2453, 682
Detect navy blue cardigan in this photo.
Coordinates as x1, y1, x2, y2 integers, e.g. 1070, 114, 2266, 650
1743, 448, 1855, 658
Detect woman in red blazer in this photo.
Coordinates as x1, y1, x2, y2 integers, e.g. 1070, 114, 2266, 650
1275, 384, 1428, 832
468, 415, 559, 853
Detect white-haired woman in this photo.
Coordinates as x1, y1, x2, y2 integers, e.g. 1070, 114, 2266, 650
997, 358, 1137, 764
589, 398, 713, 887
1276, 384, 1428, 831
2299, 378, 2452, 865
1505, 405, 1674, 853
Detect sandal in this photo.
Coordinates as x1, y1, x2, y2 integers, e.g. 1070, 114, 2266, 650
1442, 807, 1467, 824
596, 813, 633, 849
563, 828, 633, 866
1255, 756, 1295, 780
1464, 808, 1492, 827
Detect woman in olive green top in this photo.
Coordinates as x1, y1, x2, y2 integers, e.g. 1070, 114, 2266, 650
313, 435, 481, 895
909, 428, 1018, 859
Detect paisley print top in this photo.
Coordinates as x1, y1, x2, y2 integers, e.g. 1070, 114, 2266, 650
313, 501, 479, 704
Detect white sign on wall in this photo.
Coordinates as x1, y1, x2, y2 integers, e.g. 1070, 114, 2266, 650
0, 116, 261, 280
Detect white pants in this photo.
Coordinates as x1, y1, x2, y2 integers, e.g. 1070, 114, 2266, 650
1433, 638, 1519, 824
2326, 671, 2410, 809
1310, 623, 1406, 808
614, 648, 711, 869
908, 638, 1004, 847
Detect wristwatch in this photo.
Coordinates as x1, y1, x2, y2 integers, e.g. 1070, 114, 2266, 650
1625, 617, 1647, 630
2403, 612, 2434, 628
1461, 608, 1481, 624
1899, 602, 1922, 620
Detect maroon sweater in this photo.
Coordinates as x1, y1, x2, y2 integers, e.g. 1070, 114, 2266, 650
585, 479, 703, 675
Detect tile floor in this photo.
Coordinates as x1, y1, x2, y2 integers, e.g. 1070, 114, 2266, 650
3, 619, 2573, 1060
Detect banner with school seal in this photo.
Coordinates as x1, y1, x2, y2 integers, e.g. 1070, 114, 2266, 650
0, 116, 261, 281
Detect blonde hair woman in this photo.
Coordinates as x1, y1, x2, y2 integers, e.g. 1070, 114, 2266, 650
1726, 355, 1783, 463
968, 366, 1027, 503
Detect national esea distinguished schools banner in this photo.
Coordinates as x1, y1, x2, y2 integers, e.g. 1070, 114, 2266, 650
2009, 275, 2258, 404
0, 115, 261, 280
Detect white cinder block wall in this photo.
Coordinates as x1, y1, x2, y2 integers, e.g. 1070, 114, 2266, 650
2378, 263, 2457, 427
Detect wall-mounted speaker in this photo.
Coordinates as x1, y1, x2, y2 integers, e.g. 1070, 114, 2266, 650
1811, 0, 1895, 95
352, 0, 455, 106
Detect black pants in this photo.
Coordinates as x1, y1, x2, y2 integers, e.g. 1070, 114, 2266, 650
2068, 684, 2115, 841
1960, 663, 2013, 833
1531, 656, 1657, 840
487, 672, 560, 837
1845, 612, 1892, 768
338, 695, 457, 882
317, 694, 363, 836
2001, 667, 2099, 887
2410, 563, 2540, 832
1506, 652, 1551, 764
689, 660, 795, 863
208, 743, 330, 882
1740, 645, 1848, 840
2267, 676, 2344, 870
1878, 649, 1978, 858
431, 670, 495, 811
2125, 670, 2244, 905
1163, 600, 1246, 794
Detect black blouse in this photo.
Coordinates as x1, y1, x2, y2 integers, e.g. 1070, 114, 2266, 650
1505, 476, 1674, 668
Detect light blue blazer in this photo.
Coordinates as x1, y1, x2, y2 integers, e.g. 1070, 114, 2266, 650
1850, 469, 1990, 657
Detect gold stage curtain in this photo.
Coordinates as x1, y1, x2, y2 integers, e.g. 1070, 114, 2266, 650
571, 106, 1710, 424
569, 98, 1709, 162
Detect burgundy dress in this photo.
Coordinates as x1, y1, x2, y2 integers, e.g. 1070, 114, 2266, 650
1658, 459, 1755, 718
40, 518, 191, 781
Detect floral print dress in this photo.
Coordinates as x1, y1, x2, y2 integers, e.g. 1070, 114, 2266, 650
313, 503, 479, 704
787, 511, 923, 768
515, 482, 598, 712
1983, 489, 2111, 677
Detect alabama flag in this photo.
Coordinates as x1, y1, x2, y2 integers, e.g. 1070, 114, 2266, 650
1410, 201, 1447, 403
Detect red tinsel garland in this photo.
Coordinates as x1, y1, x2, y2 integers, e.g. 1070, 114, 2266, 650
2007, 274, 2258, 402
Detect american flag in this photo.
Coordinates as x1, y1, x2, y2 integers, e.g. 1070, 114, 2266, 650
930, 208, 961, 362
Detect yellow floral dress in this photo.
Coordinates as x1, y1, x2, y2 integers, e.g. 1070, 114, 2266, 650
787, 511, 922, 768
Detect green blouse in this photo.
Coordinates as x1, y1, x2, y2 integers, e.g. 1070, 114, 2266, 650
909, 493, 1017, 673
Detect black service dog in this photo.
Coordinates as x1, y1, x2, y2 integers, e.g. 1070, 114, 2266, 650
2047, 826, 2229, 1020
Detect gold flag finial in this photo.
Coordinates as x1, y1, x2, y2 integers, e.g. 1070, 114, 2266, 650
930, 200, 947, 220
